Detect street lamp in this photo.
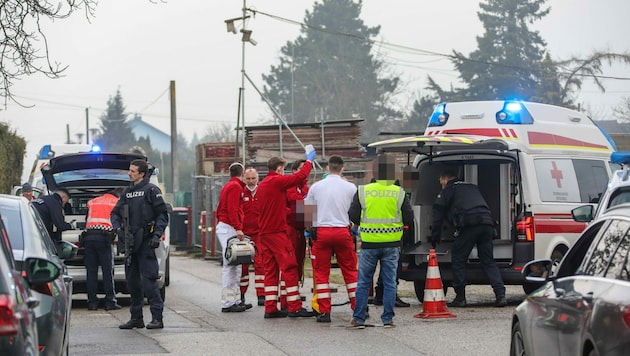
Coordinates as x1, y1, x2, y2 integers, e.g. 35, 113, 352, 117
225, 1, 256, 165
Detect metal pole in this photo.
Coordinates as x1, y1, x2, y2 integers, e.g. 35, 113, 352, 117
320, 108, 326, 159
170, 80, 179, 193
240, 0, 247, 165
243, 71, 323, 170
85, 108, 90, 144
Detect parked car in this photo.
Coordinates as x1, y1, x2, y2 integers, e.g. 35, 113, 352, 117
572, 151, 630, 223
0, 210, 39, 355
510, 204, 630, 356
0, 194, 76, 356
40, 151, 171, 301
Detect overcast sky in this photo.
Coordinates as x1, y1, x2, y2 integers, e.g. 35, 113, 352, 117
1, 0, 629, 181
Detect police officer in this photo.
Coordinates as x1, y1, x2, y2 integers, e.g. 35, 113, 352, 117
111, 159, 169, 329
430, 169, 507, 308
348, 155, 414, 328
32, 188, 75, 241
84, 187, 124, 311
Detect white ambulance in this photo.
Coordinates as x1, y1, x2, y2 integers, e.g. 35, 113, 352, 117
369, 100, 616, 300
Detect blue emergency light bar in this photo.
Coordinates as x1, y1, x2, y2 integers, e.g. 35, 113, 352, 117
90, 145, 101, 152
495, 100, 534, 124
38, 145, 55, 159
611, 152, 630, 165
427, 103, 449, 127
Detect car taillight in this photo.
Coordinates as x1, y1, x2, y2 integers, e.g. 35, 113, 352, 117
516, 216, 535, 242
623, 306, 630, 330
0, 295, 19, 336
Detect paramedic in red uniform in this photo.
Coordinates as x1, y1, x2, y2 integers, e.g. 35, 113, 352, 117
286, 159, 309, 284
241, 167, 265, 306
304, 155, 358, 323
257, 150, 317, 319
216, 163, 252, 313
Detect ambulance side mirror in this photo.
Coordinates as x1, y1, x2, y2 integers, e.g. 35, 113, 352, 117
571, 205, 594, 223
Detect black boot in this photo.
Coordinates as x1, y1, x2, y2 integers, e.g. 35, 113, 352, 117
240, 294, 252, 309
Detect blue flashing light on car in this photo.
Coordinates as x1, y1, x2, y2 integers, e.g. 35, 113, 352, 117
495, 100, 534, 124
90, 144, 101, 153
427, 103, 449, 127
610, 151, 630, 165
38, 145, 55, 159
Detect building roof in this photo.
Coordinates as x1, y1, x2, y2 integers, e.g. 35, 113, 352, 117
128, 117, 171, 152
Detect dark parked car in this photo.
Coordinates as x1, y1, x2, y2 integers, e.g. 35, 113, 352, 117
0, 195, 76, 356
510, 204, 630, 356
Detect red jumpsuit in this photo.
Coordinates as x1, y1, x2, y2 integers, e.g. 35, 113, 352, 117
241, 185, 263, 299
257, 160, 312, 314
286, 181, 309, 282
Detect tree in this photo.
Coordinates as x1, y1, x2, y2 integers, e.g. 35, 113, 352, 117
262, 0, 401, 142
94, 89, 138, 152
0, 123, 26, 193
431, 0, 551, 101
0, 0, 97, 104
613, 97, 630, 123
200, 123, 237, 143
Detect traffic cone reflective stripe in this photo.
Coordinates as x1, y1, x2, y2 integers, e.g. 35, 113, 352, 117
414, 249, 456, 319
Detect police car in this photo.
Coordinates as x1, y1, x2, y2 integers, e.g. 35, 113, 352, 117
572, 151, 630, 223
40, 151, 171, 301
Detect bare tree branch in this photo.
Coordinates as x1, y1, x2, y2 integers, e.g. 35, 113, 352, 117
0, 0, 97, 106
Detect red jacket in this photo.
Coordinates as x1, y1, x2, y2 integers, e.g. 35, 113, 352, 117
241, 185, 259, 237
257, 161, 312, 235
216, 177, 245, 230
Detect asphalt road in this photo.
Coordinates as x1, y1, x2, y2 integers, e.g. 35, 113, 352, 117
69, 253, 526, 355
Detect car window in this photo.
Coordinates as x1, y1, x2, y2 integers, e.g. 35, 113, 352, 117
556, 220, 608, 278
0, 200, 24, 250
579, 219, 630, 277
27, 204, 58, 257
608, 188, 630, 209
603, 227, 630, 281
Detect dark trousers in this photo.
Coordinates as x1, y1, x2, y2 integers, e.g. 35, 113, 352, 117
451, 225, 505, 299
126, 240, 163, 321
84, 237, 116, 307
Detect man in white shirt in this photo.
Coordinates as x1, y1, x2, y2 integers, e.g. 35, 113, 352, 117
305, 155, 358, 323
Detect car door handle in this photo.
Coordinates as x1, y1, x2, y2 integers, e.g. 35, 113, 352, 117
26, 297, 40, 309
63, 275, 73, 284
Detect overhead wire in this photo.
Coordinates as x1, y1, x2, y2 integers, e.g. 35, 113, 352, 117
249, 8, 630, 82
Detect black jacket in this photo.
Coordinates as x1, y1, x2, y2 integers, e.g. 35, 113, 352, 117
32, 193, 73, 241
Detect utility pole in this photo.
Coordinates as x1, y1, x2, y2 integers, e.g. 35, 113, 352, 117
170, 80, 179, 193
240, 0, 247, 165
85, 108, 90, 144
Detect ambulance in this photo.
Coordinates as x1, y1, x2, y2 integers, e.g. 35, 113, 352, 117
369, 100, 616, 300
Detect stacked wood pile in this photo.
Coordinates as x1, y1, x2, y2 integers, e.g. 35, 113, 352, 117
196, 118, 371, 181
245, 118, 365, 162
195, 142, 240, 175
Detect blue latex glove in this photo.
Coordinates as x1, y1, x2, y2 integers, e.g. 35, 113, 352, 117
350, 227, 359, 236
304, 230, 311, 238
305, 149, 316, 161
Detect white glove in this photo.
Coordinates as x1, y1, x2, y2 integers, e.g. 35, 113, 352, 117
69, 220, 77, 229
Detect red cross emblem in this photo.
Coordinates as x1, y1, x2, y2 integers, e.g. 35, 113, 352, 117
550, 161, 563, 188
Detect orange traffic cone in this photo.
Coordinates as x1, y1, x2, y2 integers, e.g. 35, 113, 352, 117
414, 249, 456, 319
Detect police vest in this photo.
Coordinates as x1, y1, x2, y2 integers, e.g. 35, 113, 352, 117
357, 182, 405, 243
86, 194, 118, 231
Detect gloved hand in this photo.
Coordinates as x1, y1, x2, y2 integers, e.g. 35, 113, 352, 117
149, 235, 161, 249
304, 230, 311, 239
69, 220, 77, 229
350, 227, 360, 236
305, 144, 316, 161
